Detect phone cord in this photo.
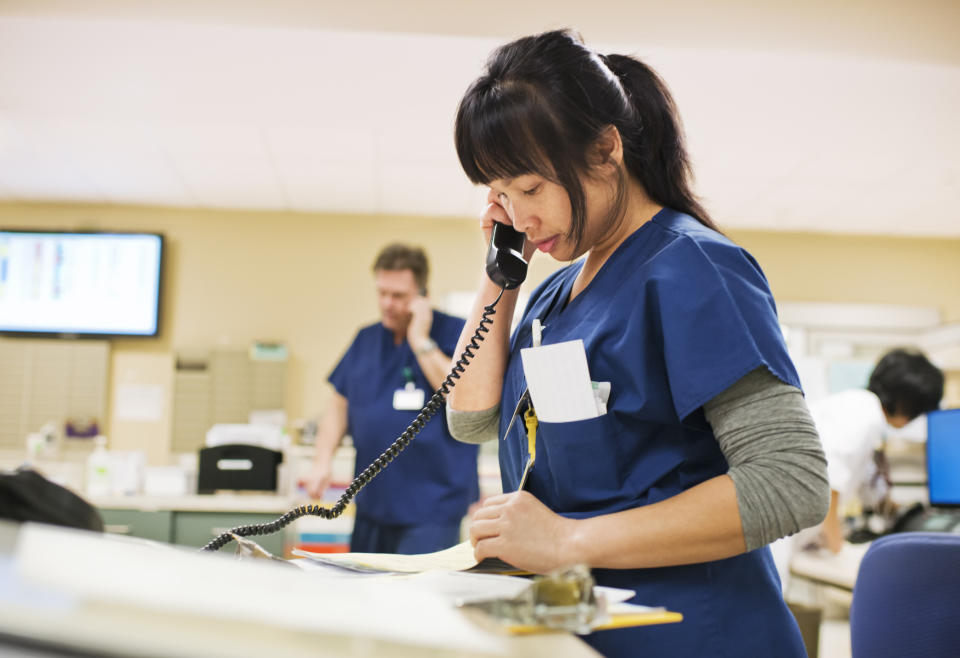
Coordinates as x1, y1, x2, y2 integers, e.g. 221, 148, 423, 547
201, 287, 505, 551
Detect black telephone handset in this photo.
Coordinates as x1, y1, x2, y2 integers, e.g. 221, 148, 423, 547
202, 222, 527, 552
485, 222, 528, 290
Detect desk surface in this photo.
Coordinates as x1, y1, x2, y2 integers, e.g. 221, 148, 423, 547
0, 601, 599, 658
90, 493, 303, 513
1, 521, 601, 658
789, 542, 870, 591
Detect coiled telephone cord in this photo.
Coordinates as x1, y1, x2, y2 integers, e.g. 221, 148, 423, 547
201, 287, 505, 552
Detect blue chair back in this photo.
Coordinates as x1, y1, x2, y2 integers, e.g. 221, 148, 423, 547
850, 532, 960, 658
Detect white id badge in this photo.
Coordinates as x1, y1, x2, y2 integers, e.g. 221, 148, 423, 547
393, 382, 425, 410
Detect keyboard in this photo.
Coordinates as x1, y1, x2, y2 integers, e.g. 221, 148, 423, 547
895, 507, 960, 534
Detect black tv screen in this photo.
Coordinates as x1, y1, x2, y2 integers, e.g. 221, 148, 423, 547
0, 230, 164, 338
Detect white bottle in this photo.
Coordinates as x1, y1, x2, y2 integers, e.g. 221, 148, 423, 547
85, 436, 112, 498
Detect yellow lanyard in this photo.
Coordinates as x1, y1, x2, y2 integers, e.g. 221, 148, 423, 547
519, 406, 538, 489
524, 406, 538, 462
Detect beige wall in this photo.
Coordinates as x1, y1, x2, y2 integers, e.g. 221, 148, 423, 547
0, 202, 565, 433
728, 229, 960, 406
728, 230, 960, 323
3, 202, 959, 443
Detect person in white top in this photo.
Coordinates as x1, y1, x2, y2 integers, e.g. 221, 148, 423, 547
772, 348, 944, 586
813, 387, 898, 549
816, 349, 943, 551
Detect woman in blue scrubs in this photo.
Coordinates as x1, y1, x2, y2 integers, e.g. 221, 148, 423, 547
446, 31, 830, 657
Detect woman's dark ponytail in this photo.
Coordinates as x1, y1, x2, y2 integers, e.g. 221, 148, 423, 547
604, 54, 717, 231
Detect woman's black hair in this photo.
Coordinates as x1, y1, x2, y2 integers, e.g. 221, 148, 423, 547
455, 29, 717, 252
867, 348, 944, 419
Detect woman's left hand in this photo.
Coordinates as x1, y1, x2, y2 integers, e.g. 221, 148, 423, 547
469, 491, 579, 573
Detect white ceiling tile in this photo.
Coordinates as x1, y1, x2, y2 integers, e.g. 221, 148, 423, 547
378, 119, 459, 165
0, 11, 958, 235
379, 162, 481, 217
278, 161, 378, 214
89, 156, 195, 207
265, 123, 377, 165
170, 155, 286, 208
161, 122, 270, 159
0, 150, 105, 203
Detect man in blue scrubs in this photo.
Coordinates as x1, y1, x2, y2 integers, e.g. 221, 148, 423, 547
304, 243, 478, 554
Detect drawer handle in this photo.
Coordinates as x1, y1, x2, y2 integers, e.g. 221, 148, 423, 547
105, 524, 132, 535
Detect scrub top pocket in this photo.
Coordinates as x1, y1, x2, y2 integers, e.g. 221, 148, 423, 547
537, 413, 628, 513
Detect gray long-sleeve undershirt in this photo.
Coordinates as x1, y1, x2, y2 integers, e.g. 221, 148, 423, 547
446, 367, 829, 550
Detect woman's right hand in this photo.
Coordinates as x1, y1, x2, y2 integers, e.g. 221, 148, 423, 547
481, 187, 513, 244
447, 189, 527, 413
482, 188, 537, 262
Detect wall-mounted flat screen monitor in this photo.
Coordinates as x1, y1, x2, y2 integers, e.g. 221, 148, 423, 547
0, 230, 164, 338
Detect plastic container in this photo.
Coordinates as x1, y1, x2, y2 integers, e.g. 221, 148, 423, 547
85, 436, 112, 497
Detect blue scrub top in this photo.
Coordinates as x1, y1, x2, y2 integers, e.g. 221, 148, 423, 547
330, 309, 479, 526
501, 209, 806, 657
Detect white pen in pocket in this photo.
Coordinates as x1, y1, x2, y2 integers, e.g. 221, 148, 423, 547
532, 318, 543, 347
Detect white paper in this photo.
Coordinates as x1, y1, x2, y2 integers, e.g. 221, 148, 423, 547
293, 539, 480, 574
205, 423, 284, 450
113, 384, 164, 422
248, 409, 286, 428
520, 340, 599, 422
595, 585, 637, 604
383, 571, 532, 604
593, 381, 611, 415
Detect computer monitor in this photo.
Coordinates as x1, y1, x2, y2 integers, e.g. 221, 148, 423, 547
0, 230, 164, 338
927, 408, 960, 507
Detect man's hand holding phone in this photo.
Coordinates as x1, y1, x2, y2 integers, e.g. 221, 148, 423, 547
407, 294, 434, 354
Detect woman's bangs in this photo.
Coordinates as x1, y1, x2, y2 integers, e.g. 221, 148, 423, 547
457, 88, 555, 186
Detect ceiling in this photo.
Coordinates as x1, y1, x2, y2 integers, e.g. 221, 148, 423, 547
1, 0, 958, 236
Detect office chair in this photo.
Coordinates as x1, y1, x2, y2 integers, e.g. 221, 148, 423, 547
849, 532, 960, 658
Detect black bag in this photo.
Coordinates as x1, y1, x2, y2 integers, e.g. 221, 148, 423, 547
0, 466, 103, 532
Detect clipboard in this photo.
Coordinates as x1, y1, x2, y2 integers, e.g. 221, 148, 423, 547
458, 564, 682, 635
